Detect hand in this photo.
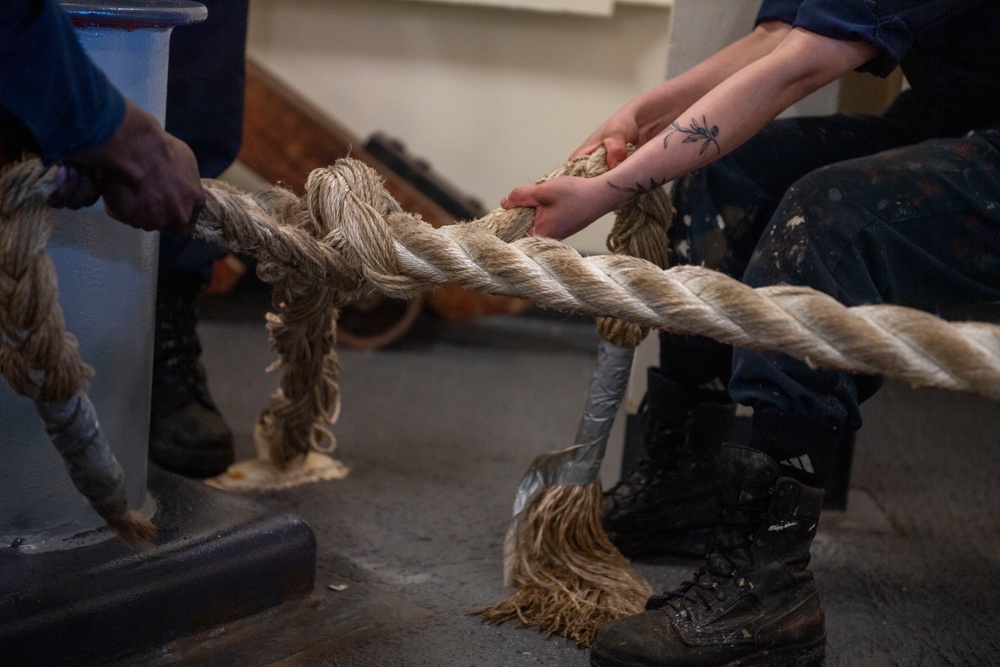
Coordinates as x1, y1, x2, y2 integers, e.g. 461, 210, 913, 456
569, 110, 641, 169
501, 175, 623, 240
62, 100, 204, 235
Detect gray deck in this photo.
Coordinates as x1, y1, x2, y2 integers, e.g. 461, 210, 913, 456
124, 286, 1000, 666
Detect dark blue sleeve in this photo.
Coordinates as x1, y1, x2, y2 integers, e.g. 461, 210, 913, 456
756, 0, 803, 25
165, 0, 249, 178
0, 0, 126, 164
755, 0, 984, 77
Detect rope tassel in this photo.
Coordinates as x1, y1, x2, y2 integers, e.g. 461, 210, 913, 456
475, 341, 652, 646
475, 168, 671, 646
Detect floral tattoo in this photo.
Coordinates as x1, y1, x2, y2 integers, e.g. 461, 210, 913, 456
608, 176, 669, 198
663, 115, 721, 156
607, 116, 720, 198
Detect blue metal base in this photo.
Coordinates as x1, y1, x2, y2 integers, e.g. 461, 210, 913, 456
0, 466, 316, 666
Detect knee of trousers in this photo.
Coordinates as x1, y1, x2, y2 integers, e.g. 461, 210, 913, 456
742, 163, 879, 293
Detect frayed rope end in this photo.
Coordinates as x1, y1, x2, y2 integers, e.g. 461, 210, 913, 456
108, 510, 158, 552
473, 481, 651, 647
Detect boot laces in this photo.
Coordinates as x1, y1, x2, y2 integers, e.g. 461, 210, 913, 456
647, 490, 772, 614
154, 289, 216, 409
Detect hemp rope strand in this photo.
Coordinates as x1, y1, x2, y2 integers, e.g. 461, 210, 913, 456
0, 160, 90, 400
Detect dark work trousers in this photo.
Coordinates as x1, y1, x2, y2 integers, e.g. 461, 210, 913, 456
665, 114, 1000, 435
158, 0, 248, 287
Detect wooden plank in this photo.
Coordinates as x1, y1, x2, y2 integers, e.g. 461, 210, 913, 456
239, 58, 456, 229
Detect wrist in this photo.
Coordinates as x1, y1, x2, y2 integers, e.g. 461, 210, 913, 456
595, 173, 637, 213
74, 100, 162, 181
628, 85, 683, 144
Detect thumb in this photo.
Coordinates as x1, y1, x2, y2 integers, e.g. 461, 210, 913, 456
501, 186, 540, 210
603, 137, 629, 169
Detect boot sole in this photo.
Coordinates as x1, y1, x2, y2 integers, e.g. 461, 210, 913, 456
589, 636, 825, 667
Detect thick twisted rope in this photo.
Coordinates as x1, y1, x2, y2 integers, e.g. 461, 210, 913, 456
194, 150, 617, 471
194, 157, 1000, 410
6, 152, 1000, 485
0, 160, 90, 400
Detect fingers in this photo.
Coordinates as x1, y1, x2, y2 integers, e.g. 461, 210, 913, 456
49, 164, 103, 210
570, 142, 601, 160
64, 100, 204, 235
180, 200, 204, 237
102, 177, 204, 234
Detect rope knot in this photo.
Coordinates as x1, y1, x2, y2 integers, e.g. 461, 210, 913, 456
306, 160, 410, 294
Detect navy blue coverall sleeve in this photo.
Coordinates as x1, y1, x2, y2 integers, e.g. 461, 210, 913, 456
0, 0, 125, 164
756, 0, 986, 76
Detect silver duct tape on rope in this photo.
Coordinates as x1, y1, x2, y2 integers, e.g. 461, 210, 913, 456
510, 340, 635, 516
503, 339, 635, 585
34, 393, 129, 524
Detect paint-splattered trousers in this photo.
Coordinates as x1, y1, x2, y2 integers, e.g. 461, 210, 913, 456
665, 114, 1000, 434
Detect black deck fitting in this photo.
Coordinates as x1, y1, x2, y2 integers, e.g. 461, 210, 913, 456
0, 465, 316, 666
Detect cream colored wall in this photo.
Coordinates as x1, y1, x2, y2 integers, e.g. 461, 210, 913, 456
246, 0, 675, 254
244, 0, 838, 254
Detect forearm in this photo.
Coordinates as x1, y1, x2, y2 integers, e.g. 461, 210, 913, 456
625, 20, 793, 144
598, 28, 877, 212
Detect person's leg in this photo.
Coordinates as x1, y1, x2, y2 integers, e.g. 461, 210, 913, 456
592, 127, 1000, 667
149, 0, 248, 477
605, 113, 910, 557
734, 127, 1000, 487
150, 234, 235, 477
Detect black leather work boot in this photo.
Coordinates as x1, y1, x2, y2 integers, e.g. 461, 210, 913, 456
603, 367, 735, 559
149, 280, 234, 478
591, 444, 826, 667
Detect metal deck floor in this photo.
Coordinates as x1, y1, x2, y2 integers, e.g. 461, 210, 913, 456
121, 287, 1000, 666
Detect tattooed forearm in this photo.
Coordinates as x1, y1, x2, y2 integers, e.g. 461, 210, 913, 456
608, 177, 670, 199
606, 116, 719, 200
662, 115, 721, 156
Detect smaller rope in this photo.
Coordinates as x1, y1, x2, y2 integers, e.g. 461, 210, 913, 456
597, 150, 673, 348
0, 161, 155, 548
